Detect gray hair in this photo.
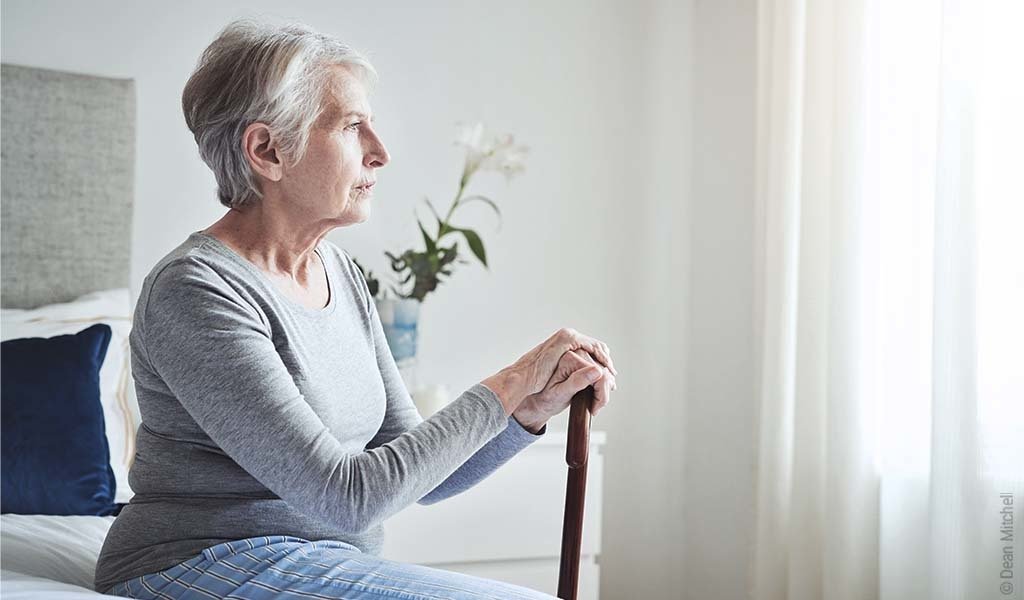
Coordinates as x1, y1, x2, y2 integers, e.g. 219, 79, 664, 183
182, 19, 378, 208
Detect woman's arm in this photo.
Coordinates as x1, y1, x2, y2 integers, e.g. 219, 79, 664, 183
358, 256, 547, 505
367, 326, 547, 505
139, 257, 510, 535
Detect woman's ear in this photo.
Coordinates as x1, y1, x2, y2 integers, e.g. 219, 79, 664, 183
242, 122, 283, 184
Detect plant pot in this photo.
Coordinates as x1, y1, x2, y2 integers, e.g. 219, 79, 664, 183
375, 297, 420, 366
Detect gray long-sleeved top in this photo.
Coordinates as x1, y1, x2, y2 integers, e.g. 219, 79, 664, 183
94, 231, 545, 593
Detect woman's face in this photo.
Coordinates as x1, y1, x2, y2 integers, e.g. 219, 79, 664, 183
280, 64, 389, 228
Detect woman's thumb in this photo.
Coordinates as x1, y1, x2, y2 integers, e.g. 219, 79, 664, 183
566, 366, 601, 391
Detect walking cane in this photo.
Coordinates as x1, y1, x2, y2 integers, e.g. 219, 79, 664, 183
557, 386, 595, 600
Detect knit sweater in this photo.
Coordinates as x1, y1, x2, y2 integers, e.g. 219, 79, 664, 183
94, 231, 545, 592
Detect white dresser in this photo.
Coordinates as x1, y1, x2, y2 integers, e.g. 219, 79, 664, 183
381, 429, 607, 599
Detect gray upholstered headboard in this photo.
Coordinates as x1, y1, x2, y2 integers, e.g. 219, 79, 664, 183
1, 63, 135, 309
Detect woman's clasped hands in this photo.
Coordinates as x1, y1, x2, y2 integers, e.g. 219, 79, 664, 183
482, 328, 618, 432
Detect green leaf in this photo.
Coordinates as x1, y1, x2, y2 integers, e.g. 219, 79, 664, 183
417, 219, 437, 254
423, 197, 453, 239
423, 196, 443, 223
450, 226, 487, 268
460, 195, 503, 231
439, 249, 458, 266
436, 218, 451, 240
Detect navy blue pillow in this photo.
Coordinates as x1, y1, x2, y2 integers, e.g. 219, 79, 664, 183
1, 323, 118, 515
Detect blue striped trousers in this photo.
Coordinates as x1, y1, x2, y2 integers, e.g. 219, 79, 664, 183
109, 536, 556, 600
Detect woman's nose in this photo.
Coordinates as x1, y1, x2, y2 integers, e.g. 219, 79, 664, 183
365, 134, 390, 169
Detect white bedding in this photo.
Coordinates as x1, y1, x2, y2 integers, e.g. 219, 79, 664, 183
0, 514, 122, 598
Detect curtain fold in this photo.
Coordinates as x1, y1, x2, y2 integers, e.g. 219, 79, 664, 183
751, 0, 1022, 598
753, 1, 878, 598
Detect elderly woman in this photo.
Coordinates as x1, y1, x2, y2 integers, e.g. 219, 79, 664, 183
94, 19, 617, 600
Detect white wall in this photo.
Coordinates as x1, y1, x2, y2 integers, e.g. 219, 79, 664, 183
2, 1, 701, 597
684, 1, 758, 599
605, 0, 692, 597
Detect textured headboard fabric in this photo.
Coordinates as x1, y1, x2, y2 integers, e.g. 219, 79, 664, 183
1, 63, 135, 309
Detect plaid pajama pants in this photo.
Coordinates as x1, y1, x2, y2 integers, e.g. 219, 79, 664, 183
108, 536, 556, 600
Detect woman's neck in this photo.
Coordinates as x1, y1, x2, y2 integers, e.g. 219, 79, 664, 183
203, 203, 329, 282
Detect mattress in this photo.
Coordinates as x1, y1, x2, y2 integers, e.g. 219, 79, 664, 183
0, 514, 122, 598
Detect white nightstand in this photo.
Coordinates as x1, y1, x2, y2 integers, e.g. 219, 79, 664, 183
381, 429, 607, 599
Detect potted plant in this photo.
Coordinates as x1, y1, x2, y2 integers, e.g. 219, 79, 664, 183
353, 122, 528, 366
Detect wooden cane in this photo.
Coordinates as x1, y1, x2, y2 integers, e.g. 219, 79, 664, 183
557, 386, 594, 600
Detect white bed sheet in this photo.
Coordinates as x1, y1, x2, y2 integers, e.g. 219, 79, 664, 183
0, 514, 122, 598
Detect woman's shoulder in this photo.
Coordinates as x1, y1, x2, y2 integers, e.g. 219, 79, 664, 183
143, 232, 241, 292
136, 232, 266, 323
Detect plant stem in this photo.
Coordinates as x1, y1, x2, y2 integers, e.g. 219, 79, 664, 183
440, 165, 472, 240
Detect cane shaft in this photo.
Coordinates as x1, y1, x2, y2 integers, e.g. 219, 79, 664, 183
557, 387, 593, 600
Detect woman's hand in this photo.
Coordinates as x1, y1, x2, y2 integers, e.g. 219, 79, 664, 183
481, 328, 617, 416
513, 349, 617, 432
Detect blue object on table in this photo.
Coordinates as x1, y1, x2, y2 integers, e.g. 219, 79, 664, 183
377, 298, 420, 364
1, 323, 118, 516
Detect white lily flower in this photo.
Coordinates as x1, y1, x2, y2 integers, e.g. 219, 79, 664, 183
483, 142, 529, 181
496, 149, 528, 180
454, 122, 485, 151
455, 122, 529, 181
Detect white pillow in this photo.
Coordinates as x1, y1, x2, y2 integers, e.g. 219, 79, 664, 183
1, 289, 139, 504
0, 514, 115, 588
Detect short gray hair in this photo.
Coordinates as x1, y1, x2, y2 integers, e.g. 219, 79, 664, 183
182, 19, 377, 208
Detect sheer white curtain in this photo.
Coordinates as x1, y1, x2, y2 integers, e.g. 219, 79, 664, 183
751, 0, 1024, 598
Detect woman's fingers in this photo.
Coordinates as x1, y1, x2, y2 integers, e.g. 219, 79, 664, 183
501, 328, 619, 406
569, 349, 616, 391
587, 353, 613, 416
591, 369, 609, 417
598, 342, 617, 376
563, 363, 609, 417
558, 329, 618, 377
565, 349, 613, 416
582, 338, 616, 376
528, 344, 617, 420
516, 327, 619, 399
592, 376, 611, 417
566, 364, 603, 394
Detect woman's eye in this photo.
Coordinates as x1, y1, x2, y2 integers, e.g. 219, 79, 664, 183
345, 122, 362, 131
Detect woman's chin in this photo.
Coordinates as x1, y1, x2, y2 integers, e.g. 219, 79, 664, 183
346, 202, 371, 224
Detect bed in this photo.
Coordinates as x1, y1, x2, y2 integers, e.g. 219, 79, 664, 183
1, 63, 137, 599
1, 514, 120, 598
